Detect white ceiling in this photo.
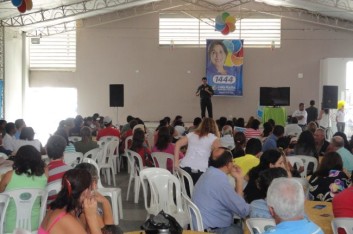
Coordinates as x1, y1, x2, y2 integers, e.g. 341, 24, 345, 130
1, 0, 353, 34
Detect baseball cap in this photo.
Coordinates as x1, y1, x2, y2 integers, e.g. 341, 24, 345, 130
103, 116, 112, 125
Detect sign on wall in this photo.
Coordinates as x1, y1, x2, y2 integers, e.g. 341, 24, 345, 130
206, 39, 244, 96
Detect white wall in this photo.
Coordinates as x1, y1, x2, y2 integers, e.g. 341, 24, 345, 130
4, 28, 24, 121
27, 14, 353, 124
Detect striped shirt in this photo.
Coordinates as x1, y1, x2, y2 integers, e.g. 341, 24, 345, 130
47, 160, 71, 204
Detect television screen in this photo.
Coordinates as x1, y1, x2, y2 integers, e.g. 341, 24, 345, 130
260, 87, 290, 106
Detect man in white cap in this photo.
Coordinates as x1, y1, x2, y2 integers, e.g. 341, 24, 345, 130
96, 116, 120, 141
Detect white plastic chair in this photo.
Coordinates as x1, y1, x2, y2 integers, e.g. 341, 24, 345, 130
83, 148, 101, 162
0, 194, 10, 234
133, 124, 145, 133
98, 140, 118, 186
139, 168, 188, 228
0, 152, 8, 160
12, 229, 32, 234
139, 168, 171, 215
291, 177, 310, 199
68, 136, 81, 142
125, 149, 144, 203
3, 188, 48, 234
331, 218, 353, 234
176, 167, 194, 197
119, 136, 132, 173
286, 156, 305, 178
45, 180, 62, 203
82, 158, 123, 224
151, 152, 174, 173
295, 155, 318, 178
245, 218, 276, 234
181, 192, 204, 232
98, 136, 120, 174
63, 152, 83, 167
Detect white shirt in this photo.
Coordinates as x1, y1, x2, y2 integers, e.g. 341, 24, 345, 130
2, 133, 16, 151
220, 135, 235, 150
180, 132, 217, 172
292, 110, 308, 125
336, 109, 345, 122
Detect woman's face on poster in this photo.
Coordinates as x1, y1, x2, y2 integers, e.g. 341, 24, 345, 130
210, 44, 226, 68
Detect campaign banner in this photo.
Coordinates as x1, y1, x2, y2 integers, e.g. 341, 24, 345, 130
206, 39, 243, 96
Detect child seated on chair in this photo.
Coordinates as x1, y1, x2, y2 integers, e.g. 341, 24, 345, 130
75, 163, 114, 230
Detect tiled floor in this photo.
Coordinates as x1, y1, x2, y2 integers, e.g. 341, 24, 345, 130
103, 165, 147, 232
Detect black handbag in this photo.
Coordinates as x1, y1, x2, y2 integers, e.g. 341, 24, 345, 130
141, 210, 183, 234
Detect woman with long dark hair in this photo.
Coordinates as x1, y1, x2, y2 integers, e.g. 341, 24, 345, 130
293, 130, 318, 157
309, 151, 350, 202
39, 169, 102, 234
244, 149, 290, 203
152, 126, 184, 172
0, 145, 47, 233
130, 128, 153, 167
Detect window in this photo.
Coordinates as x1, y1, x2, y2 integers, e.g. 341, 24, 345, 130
29, 28, 76, 70
159, 15, 281, 48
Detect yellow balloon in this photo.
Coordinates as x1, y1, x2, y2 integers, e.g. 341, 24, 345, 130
224, 53, 233, 67
225, 16, 235, 24
337, 100, 345, 109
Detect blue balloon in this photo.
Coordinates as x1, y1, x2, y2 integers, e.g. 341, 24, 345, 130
233, 40, 243, 53
215, 23, 225, 31
11, 0, 22, 7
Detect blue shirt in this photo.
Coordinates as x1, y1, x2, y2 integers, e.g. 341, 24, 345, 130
262, 134, 278, 152
263, 219, 323, 234
337, 147, 353, 173
250, 199, 272, 219
192, 166, 250, 229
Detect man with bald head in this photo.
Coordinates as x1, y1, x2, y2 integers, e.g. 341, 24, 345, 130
330, 136, 353, 173
314, 128, 329, 156
192, 147, 250, 234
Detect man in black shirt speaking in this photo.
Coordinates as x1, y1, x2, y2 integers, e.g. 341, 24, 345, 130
196, 77, 214, 118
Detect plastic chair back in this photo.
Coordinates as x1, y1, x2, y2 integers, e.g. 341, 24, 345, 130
176, 167, 194, 197
151, 152, 174, 172
245, 218, 276, 234
98, 136, 119, 148
45, 180, 62, 199
68, 136, 81, 142
286, 156, 305, 178
0, 194, 10, 234
331, 218, 353, 234
3, 188, 48, 233
83, 148, 101, 161
133, 124, 145, 133
63, 152, 83, 167
181, 192, 203, 231
295, 155, 318, 178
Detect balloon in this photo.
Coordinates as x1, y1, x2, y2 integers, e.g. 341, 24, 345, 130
222, 12, 230, 21
215, 23, 225, 31
25, 0, 33, 10
223, 40, 234, 53
11, 0, 22, 7
215, 12, 236, 35
337, 100, 345, 109
221, 25, 230, 35
17, 0, 26, 13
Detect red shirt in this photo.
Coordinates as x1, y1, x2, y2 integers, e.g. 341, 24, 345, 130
96, 126, 120, 140
332, 186, 353, 234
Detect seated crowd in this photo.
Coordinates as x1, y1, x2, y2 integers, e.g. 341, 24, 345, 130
0, 110, 352, 234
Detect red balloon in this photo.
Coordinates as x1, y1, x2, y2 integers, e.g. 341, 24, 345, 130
17, 0, 26, 13
221, 25, 230, 35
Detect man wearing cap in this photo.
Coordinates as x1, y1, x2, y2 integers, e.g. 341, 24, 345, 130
196, 77, 214, 118
96, 116, 120, 141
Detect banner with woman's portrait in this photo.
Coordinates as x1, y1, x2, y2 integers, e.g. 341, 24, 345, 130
206, 39, 244, 96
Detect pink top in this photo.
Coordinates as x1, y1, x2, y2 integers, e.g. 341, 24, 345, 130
152, 143, 184, 172
38, 212, 67, 234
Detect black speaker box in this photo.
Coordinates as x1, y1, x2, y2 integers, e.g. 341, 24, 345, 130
322, 85, 338, 109
109, 84, 124, 107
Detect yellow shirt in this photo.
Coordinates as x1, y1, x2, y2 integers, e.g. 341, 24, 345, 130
233, 154, 260, 176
